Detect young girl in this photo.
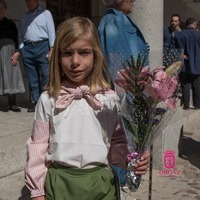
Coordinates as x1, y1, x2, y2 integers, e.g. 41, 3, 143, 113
25, 17, 149, 200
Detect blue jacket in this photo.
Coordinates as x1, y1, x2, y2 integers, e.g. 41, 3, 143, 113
175, 27, 200, 74
98, 8, 149, 74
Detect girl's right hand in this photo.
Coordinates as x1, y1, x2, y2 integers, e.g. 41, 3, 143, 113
32, 196, 45, 200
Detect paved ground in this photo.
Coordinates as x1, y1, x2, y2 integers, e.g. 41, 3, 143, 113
0, 104, 200, 200
120, 112, 200, 200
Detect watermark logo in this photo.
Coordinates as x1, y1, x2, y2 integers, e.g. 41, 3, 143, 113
159, 150, 181, 177
164, 150, 176, 169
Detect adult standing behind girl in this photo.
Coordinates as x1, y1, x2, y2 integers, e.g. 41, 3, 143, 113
18, 0, 55, 113
25, 17, 149, 200
0, 0, 25, 112
98, 0, 149, 71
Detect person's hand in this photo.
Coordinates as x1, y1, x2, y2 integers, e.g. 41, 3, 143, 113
133, 151, 150, 175
46, 47, 53, 62
11, 51, 20, 66
32, 196, 45, 200
184, 54, 188, 60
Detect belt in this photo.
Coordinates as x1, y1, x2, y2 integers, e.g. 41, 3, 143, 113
24, 39, 48, 45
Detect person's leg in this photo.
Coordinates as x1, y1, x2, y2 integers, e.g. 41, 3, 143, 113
179, 72, 191, 109
191, 74, 200, 109
8, 94, 21, 112
21, 45, 40, 112
35, 41, 49, 90
22, 57, 40, 103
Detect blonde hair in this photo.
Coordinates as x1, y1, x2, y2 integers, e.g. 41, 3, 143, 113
48, 17, 110, 97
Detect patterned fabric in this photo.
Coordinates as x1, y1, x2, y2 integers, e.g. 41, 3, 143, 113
0, 39, 25, 95
25, 120, 50, 198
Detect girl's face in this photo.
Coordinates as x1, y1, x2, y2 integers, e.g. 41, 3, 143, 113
61, 38, 94, 86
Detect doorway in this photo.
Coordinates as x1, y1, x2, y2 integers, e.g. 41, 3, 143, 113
46, 0, 91, 27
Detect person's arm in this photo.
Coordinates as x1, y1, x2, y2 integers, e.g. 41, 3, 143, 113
108, 118, 150, 175
44, 10, 55, 62
108, 119, 129, 170
11, 20, 19, 49
44, 10, 55, 48
46, 47, 53, 63
18, 16, 25, 50
10, 20, 20, 66
175, 34, 188, 60
25, 93, 51, 198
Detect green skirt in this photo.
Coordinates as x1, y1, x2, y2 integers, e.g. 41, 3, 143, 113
45, 163, 118, 200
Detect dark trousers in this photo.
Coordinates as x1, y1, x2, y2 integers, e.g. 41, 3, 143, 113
21, 40, 49, 103
179, 72, 200, 108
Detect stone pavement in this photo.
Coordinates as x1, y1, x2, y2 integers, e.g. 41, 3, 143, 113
0, 105, 200, 200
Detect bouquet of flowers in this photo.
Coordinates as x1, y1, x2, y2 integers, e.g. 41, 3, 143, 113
112, 54, 183, 192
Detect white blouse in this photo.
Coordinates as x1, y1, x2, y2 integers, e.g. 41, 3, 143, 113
25, 89, 128, 197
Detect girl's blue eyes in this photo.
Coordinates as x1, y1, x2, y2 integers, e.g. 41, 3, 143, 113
62, 51, 92, 57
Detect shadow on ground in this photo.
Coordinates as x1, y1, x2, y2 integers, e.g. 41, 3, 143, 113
179, 134, 200, 170
0, 102, 33, 112
18, 186, 31, 200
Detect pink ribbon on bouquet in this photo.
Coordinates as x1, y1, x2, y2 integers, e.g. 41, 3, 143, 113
56, 85, 102, 110
127, 152, 139, 161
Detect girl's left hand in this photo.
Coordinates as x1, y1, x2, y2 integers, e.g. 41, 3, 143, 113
133, 151, 150, 175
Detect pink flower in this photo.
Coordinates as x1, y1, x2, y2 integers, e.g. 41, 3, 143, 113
115, 68, 135, 92
115, 65, 179, 109
148, 66, 165, 76
138, 66, 150, 79
165, 98, 176, 109
138, 66, 165, 87
138, 66, 164, 79
144, 71, 179, 108
115, 70, 128, 88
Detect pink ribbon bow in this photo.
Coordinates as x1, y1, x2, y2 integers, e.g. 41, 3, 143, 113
56, 85, 102, 110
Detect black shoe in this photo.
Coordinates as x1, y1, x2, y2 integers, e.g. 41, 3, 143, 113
183, 106, 189, 110
27, 107, 35, 112
194, 107, 200, 110
10, 105, 21, 112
